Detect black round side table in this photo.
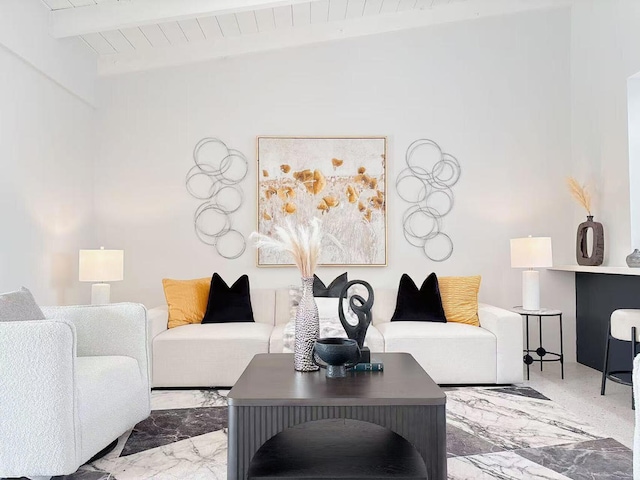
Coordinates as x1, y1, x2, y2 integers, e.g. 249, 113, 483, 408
512, 307, 564, 380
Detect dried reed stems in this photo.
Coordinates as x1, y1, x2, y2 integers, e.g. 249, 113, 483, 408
566, 177, 592, 215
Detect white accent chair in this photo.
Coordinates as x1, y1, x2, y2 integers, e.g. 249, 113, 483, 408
0, 303, 151, 479
601, 309, 640, 408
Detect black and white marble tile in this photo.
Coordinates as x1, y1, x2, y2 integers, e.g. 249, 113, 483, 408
447, 424, 504, 458
122, 407, 228, 456
517, 437, 633, 480
91, 430, 227, 480
446, 387, 601, 451
486, 386, 551, 401
151, 389, 228, 410
448, 451, 574, 479
14, 385, 630, 480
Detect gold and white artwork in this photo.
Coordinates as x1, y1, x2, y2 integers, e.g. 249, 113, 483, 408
257, 136, 387, 266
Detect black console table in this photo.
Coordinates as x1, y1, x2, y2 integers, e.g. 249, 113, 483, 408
550, 267, 640, 374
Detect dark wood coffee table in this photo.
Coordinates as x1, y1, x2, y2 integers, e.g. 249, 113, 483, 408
227, 353, 446, 480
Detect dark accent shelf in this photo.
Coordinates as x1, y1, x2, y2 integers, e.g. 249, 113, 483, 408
576, 272, 640, 372
248, 419, 428, 480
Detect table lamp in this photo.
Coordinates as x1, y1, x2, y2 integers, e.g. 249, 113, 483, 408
510, 236, 552, 311
79, 247, 124, 304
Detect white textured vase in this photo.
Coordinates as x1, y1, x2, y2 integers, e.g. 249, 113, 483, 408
294, 277, 320, 372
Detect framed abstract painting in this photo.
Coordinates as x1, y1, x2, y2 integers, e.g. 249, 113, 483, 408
256, 136, 387, 267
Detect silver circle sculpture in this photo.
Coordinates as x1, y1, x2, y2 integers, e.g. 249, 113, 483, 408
396, 139, 461, 262
185, 137, 248, 259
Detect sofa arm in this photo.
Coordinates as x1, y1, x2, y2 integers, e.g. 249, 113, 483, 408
479, 303, 523, 384
148, 306, 169, 342
0, 320, 81, 477
42, 303, 150, 399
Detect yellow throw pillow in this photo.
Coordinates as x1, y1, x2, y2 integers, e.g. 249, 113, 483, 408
162, 277, 210, 329
438, 276, 481, 327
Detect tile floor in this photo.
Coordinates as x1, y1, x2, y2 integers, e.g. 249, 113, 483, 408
526, 361, 635, 448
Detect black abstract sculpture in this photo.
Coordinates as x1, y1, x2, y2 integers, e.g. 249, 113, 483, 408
338, 280, 374, 364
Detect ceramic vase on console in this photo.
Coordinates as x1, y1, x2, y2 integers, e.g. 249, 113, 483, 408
627, 249, 640, 268
576, 215, 604, 266
294, 277, 320, 372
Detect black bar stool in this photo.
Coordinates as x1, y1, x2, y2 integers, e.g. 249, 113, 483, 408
600, 309, 640, 409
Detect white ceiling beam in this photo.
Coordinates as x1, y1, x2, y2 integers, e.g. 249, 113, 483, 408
49, 0, 324, 38
98, 0, 571, 76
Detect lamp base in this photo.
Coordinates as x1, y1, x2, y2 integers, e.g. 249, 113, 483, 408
91, 283, 111, 305
522, 270, 540, 311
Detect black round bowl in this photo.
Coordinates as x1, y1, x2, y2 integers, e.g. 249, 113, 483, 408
313, 338, 360, 366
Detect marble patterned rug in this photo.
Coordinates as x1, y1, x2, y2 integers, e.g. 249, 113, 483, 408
48, 386, 631, 480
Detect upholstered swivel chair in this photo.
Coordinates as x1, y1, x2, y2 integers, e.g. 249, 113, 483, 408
0, 303, 151, 479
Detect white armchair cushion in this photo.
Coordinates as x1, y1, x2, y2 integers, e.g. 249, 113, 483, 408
76, 356, 148, 463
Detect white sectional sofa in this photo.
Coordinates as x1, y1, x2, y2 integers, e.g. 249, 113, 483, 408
148, 288, 523, 388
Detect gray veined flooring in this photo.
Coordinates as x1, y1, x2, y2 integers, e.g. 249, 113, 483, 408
526, 361, 635, 449
3, 363, 634, 480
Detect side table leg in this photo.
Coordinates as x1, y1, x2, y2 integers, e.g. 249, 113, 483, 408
539, 315, 543, 372
526, 315, 530, 381
559, 313, 564, 379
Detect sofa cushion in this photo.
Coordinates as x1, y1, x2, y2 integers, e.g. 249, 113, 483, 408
378, 321, 497, 384
274, 322, 384, 354
202, 274, 254, 324
0, 287, 45, 322
438, 276, 481, 326
391, 273, 446, 323
313, 273, 348, 297
162, 277, 210, 329
76, 356, 147, 463
152, 323, 272, 387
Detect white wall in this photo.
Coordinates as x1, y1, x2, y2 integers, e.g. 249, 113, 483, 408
0, 0, 97, 106
570, 0, 640, 263
0, 46, 95, 306
629, 76, 640, 249
95, 6, 576, 359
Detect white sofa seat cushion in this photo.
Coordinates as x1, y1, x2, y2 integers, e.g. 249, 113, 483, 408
270, 324, 286, 353
76, 356, 148, 463
152, 323, 273, 388
377, 322, 497, 384
274, 321, 385, 354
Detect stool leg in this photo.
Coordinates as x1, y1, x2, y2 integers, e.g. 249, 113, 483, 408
632, 327, 637, 410
601, 322, 611, 396
559, 314, 564, 379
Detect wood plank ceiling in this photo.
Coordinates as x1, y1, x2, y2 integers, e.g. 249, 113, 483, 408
40, 0, 468, 56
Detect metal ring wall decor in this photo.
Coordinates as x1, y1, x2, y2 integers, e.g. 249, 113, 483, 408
185, 137, 248, 259
396, 139, 461, 262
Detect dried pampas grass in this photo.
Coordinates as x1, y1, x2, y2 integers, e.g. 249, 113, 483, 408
251, 218, 340, 278
566, 177, 592, 215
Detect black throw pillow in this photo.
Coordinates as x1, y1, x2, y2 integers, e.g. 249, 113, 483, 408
390, 273, 447, 323
201, 273, 254, 323
313, 272, 348, 297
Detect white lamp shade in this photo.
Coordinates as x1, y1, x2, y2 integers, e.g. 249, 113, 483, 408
510, 237, 553, 269
79, 249, 124, 282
